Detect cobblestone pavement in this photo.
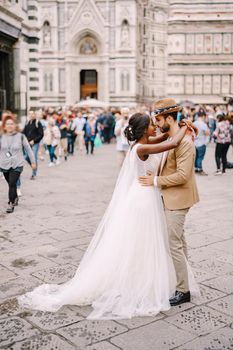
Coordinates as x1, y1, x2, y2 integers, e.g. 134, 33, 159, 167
0, 143, 233, 350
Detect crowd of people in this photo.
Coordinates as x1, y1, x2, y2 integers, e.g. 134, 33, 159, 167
0, 103, 233, 213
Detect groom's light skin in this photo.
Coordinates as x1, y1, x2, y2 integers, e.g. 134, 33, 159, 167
139, 114, 180, 186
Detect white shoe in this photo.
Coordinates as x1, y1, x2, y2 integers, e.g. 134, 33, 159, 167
56, 159, 60, 166
215, 170, 222, 175
17, 188, 22, 197
48, 162, 55, 167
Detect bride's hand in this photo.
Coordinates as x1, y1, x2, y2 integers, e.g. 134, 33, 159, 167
179, 119, 198, 136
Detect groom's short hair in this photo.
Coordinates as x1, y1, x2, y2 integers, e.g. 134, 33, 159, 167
164, 111, 178, 121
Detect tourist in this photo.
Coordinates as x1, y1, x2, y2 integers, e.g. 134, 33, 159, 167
83, 114, 97, 155
0, 114, 36, 213
194, 110, 210, 175
43, 117, 61, 166
23, 110, 44, 179
102, 109, 115, 144
74, 112, 86, 154
114, 108, 130, 168
67, 112, 77, 155
39, 112, 49, 161
56, 111, 68, 161
213, 113, 231, 175
206, 106, 216, 142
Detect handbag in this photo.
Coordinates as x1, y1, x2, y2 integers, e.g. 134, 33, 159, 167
94, 134, 102, 149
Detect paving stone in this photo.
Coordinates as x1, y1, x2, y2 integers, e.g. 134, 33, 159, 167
175, 327, 233, 350
48, 229, 89, 242
32, 264, 77, 283
208, 295, 233, 317
0, 277, 40, 300
25, 307, 83, 331
68, 304, 94, 318
187, 233, 222, 249
57, 320, 127, 347
0, 317, 40, 347
165, 305, 232, 336
40, 246, 84, 266
0, 265, 17, 283
4, 334, 77, 350
210, 239, 233, 255
192, 285, 226, 305
116, 314, 164, 329
216, 252, 233, 266
188, 246, 217, 263
194, 259, 233, 277
83, 341, 120, 350
192, 267, 216, 283
0, 298, 30, 318
2, 255, 56, 275
202, 275, 233, 294
162, 303, 194, 317
111, 320, 196, 350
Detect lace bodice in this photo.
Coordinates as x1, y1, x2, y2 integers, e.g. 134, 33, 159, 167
130, 143, 161, 177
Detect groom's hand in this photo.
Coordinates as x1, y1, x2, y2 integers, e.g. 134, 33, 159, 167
139, 171, 155, 186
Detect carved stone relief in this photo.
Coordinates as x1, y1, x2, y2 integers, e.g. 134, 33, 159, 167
195, 34, 204, 54
221, 75, 230, 94
194, 75, 203, 94
214, 34, 222, 54
185, 76, 194, 94
223, 34, 231, 53
186, 34, 194, 54
212, 75, 221, 94
204, 34, 213, 54
203, 75, 212, 94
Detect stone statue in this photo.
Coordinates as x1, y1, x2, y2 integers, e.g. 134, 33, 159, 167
121, 20, 130, 48
43, 22, 51, 48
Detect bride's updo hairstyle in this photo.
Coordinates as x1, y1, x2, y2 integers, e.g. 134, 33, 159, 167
124, 113, 150, 143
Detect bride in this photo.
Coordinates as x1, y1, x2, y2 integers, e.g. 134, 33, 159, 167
18, 113, 192, 320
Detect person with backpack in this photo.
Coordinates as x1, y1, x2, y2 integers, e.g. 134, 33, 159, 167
0, 114, 36, 213
67, 112, 77, 155
23, 110, 44, 180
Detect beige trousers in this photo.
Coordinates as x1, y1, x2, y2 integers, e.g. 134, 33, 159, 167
76, 131, 84, 151
60, 138, 68, 156
165, 208, 189, 293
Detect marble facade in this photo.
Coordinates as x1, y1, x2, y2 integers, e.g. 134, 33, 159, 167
0, 0, 233, 113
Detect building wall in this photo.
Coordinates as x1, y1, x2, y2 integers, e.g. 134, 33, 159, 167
167, 0, 233, 104
1, 0, 233, 113
0, 0, 39, 117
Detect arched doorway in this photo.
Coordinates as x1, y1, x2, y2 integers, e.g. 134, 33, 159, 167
80, 70, 98, 100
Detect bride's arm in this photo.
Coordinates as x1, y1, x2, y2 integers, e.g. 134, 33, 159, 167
137, 125, 188, 157
148, 132, 169, 144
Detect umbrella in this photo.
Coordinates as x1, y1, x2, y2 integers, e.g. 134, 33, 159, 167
179, 100, 196, 108
75, 99, 108, 109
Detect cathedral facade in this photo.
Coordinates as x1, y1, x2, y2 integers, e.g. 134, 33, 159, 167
0, 0, 233, 114
38, 0, 168, 108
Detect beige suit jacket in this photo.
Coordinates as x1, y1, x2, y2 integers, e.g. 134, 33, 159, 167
157, 135, 200, 210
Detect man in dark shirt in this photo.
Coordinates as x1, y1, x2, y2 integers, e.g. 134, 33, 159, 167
23, 110, 44, 179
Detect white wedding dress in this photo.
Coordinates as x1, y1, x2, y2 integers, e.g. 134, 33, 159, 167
18, 144, 178, 319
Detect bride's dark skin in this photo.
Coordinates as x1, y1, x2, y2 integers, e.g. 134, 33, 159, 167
136, 117, 188, 161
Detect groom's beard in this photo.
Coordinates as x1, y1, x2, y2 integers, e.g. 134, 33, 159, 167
161, 123, 170, 133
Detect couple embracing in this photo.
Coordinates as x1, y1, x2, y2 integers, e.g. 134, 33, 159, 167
18, 99, 200, 320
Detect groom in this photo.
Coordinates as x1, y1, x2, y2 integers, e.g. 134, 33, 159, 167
139, 98, 199, 306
